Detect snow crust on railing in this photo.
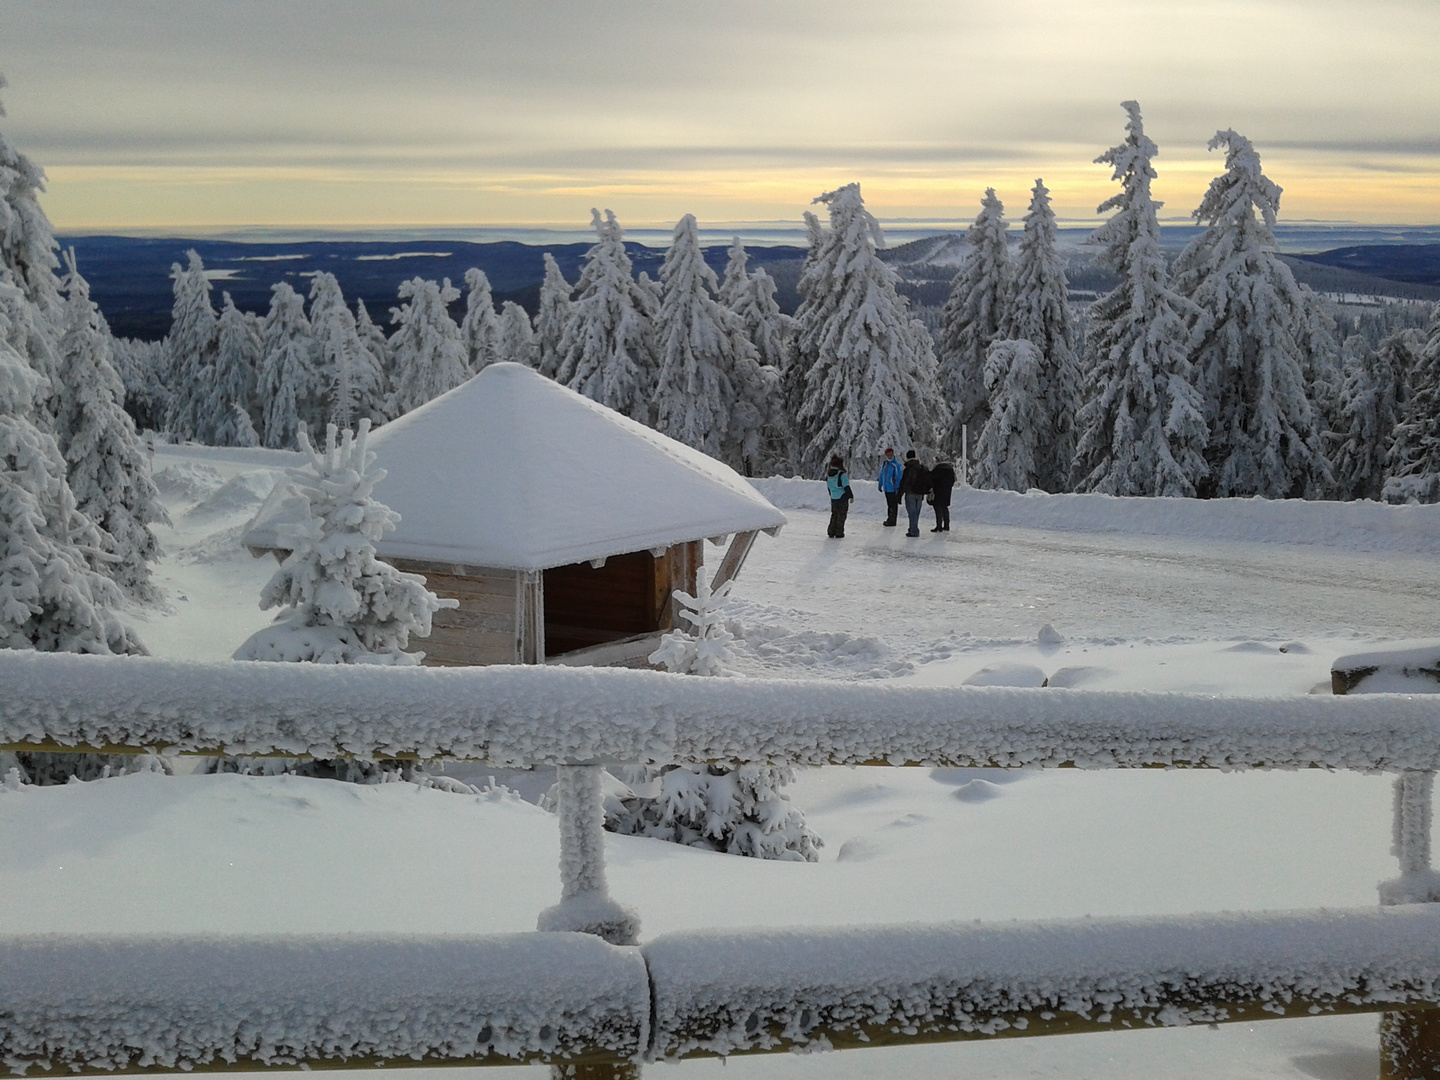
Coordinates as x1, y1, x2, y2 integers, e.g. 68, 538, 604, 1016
0, 933, 648, 1074
644, 906, 1440, 1059
6, 651, 1440, 771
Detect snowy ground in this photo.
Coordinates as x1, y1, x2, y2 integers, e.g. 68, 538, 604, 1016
4, 446, 1440, 1079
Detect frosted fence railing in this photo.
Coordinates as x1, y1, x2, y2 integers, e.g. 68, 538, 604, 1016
7, 649, 1440, 1077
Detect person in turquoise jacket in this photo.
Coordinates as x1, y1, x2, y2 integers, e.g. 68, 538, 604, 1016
877, 447, 903, 527
826, 455, 854, 538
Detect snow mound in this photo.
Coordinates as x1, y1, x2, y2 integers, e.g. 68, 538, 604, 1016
735, 625, 913, 680
151, 462, 224, 504
0, 932, 649, 1072
184, 470, 285, 520
171, 524, 249, 567
952, 779, 1005, 803
1037, 623, 1064, 645
1046, 665, 1114, 688
963, 662, 1048, 688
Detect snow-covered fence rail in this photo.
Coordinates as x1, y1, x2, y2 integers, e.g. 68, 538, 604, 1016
6, 650, 1440, 771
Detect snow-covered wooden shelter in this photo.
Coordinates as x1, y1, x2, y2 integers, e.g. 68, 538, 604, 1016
243, 363, 786, 667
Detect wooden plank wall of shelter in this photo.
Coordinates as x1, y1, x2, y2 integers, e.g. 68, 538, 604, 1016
392, 558, 523, 666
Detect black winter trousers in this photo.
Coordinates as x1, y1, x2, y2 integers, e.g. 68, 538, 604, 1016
828, 498, 850, 537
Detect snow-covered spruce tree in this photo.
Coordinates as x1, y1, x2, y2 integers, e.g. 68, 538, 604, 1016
731, 266, 796, 473
1002, 179, 1079, 490
109, 336, 170, 432
460, 268, 500, 372
718, 235, 750, 309
210, 293, 262, 447
1072, 102, 1208, 497
53, 251, 168, 599
939, 188, 1012, 448
257, 281, 322, 450
1332, 333, 1408, 501
1384, 307, 1440, 503
792, 184, 944, 475
0, 74, 63, 358
534, 252, 572, 378
779, 211, 828, 447
162, 250, 218, 442
353, 299, 392, 404
497, 300, 537, 366
309, 272, 383, 430
972, 339, 1045, 492
234, 419, 453, 665
1171, 131, 1330, 499
555, 209, 659, 424
605, 569, 821, 862
654, 214, 744, 461
385, 277, 469, 418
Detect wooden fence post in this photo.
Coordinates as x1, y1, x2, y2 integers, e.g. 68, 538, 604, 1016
1381, 771, 1440, 1079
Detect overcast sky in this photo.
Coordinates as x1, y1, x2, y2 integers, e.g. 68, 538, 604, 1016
2, 0, 1437, 232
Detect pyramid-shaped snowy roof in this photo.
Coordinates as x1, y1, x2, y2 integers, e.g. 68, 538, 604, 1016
303, 363, 785, 571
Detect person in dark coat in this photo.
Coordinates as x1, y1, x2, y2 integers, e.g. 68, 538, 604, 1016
877, 447, 902, 527
826, 455, 854, 538
929, 457, 956, 532
898, 449, 930, 537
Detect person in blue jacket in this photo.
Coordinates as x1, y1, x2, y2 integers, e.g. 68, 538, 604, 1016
877, 446, 903, 527
826, 455, 854, 538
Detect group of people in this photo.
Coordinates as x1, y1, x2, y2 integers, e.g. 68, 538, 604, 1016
825, 446, 957, 539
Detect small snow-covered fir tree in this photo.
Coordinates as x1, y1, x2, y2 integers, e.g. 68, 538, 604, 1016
1003, 179, 1080, 490
109, 336, 170, 432
461, 267, 500, 372
1172, 130, 1329, 498
718, 236, 750, 309
53, 251, 168, 600
555, 209, 659, 424
939, 188, 1012, 447
496, 301, 538, 366
210, 293, 262, 447
1333, 332, 1409, 501
385, 277, 469, 418
972, 339, 1045, 492
310, 272, 383, 430
234, 419, 454, 664
163, 250, 218, 442
1072, 102, 1208, 497
258, 281, 323, 449
1384, 307, 1440, 503
654, 214, 752, 463
605, 568, 821, 862
793, 183, 944, 474
535, 252, 572, 378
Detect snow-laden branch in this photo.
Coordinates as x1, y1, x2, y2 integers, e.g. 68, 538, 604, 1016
5, 651, 1440, 771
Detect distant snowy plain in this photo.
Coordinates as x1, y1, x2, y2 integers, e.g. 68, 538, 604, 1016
4, 444, 1439, 1080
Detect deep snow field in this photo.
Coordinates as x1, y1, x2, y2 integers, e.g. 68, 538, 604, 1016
5, 444, 1440, 1080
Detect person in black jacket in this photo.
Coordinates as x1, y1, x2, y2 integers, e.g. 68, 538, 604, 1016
898, 449, 930, 537
825, 455, 854, 538
929, 457, 956, 532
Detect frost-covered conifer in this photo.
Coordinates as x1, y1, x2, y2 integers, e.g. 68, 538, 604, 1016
310, 272, 383, 430
1172, 131, 1329, 498
496, 301, 537, 366
258, 281, 322, 450
535, 253, 572, 378
654, 214, 747, 461
210, 293, 262, 447
1, 291, 142, 656
733, 266, 793, 373
793, 184, 943, 474
939, 189, 1012, 445
0, 74, 62, 328
972, 339, 1045, 492
109, 337, 170, 432
354, 299, 392, 397
385, 277, 469, 418
718, 236, 750, 309
1333, 334, 1406, 500
1003, 179, 1079, 490
555, 209, 659, 423
606, 569, 821, 862
1384, 307, 1440, 503
53, 251, 167, 599
163, 250, 218, 441
234, 419, 453, 664
730, 266, 795, 473
1073, 102, 1207, 497
461, 268, 500, 371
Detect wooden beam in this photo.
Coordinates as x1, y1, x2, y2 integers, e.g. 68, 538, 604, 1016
710, 530, 758, 592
